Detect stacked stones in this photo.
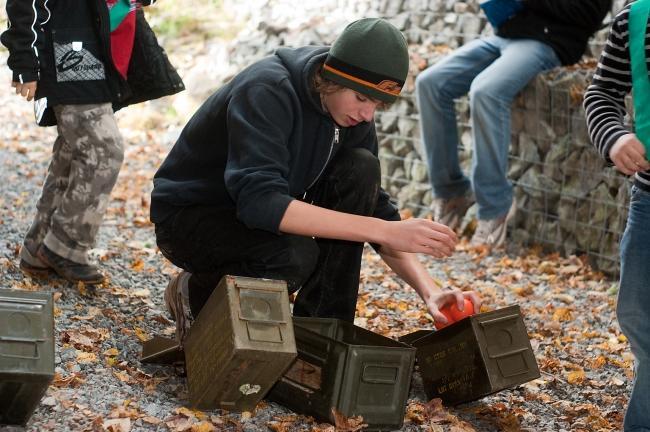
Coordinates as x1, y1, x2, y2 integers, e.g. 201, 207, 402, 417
217, 0, 628, 273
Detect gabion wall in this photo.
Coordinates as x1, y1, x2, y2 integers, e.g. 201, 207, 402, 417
222, 0, 630, 274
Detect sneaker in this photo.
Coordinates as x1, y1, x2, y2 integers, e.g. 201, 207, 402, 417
19, 245, 52, 278
431, 191, 475, 231
36, 245, 106, 284
164, 271, 193, 343
470, 200, 517, 248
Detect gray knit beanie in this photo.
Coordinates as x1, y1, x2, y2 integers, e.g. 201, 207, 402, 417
322, 18, 409, 103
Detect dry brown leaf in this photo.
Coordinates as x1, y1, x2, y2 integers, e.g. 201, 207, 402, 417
113, 370, 131, 383
131, 259, 145, 272
131, 288, 151, 298
76, 351, 98, 364
62, 330, 96, 351
450, 422, 477, 432
52, 372, 85, 388
567, 369, 586, 385
134, 327, 149, 342
190, 422, 216, 432
103, 348, 120, 357
165, 416, 193, 431
103, 418, 131, 432
141, 416, 162, 425
589, 355, 607, 369
423, 398, 449, 423
552, 307, 573, 322
331, 408, 368, 431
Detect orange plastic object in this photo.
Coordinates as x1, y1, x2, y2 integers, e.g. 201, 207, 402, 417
435, 299, 475, 330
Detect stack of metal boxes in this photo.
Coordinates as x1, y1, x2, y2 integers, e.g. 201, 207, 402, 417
0, 289, 54, 426
268, 317, 416, 431
143, 277, 541, 425
400, 305, 540, 405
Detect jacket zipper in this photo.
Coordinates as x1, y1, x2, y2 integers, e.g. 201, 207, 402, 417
303, 125, 339, 201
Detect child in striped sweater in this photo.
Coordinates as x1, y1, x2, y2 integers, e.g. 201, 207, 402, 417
584, 1, 650, 429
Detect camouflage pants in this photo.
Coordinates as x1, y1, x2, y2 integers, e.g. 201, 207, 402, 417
22, 103, 124, 265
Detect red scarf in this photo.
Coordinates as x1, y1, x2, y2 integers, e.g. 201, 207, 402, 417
106, 0, 137, 79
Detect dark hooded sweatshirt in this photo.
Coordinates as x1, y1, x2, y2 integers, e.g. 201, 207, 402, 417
497, 0, 612, 65
151, 46, 400, 233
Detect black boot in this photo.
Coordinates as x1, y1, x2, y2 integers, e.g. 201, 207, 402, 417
37, 245, 106, 285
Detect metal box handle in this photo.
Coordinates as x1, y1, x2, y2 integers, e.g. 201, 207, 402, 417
0, 336, 43, 359
361, 364, 398, 384
478, 313, 519, 327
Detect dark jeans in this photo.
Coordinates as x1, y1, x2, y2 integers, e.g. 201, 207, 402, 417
154, 147, 381, 322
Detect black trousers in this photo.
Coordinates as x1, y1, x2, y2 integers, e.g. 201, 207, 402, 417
154, 147, 381, 322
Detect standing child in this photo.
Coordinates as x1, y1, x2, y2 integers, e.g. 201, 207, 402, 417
2, 0, 184, 284
584, 1, 650, 429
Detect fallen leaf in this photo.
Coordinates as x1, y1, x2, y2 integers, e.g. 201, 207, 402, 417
331, 408, 368, 431
76, 351, 97, 364
103, 418, 131, 432
424, 398, 449, 423
567, 369, 586, 385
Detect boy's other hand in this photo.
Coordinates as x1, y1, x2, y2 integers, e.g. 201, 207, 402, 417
12, 81, 37, 101
610, 133, 650, 175
425, 287, 481, 327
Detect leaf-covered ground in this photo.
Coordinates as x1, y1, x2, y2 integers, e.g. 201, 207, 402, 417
0, 29, 632, 432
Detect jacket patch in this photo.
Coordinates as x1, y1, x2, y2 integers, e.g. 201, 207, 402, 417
54, 42, 106, 82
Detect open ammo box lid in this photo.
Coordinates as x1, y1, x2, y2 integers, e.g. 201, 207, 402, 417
140, 335, 184, 365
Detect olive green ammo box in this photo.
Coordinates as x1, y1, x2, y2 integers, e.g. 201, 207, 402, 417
142, 275, 297, 412
268, 317, 415, 431
0, 289, 54, 426
400, 305, 540, 405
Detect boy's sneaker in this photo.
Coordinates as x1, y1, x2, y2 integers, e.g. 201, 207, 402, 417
19, 245, 52, 278
37, 245, 106, 284
431, 191, 475, 231
470, 200, 517, 248
164, 271, 194, 343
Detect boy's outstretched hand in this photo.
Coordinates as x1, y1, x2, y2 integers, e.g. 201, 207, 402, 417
381, 218, 458, 258
12, 80, 37, 101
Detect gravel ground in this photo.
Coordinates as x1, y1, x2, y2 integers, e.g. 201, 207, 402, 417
0, 49, 632, 432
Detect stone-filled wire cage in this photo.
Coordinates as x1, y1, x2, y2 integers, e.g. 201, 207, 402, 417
375, 0, 631, 275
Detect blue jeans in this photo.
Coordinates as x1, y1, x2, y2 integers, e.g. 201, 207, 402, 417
619, 186, 650, 431
415, 36, 560, 220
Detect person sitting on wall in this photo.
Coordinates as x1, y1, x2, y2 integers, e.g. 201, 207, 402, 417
415, 0, 611, 248
150, 18, 481, 340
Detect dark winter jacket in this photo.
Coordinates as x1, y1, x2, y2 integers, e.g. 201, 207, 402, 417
151, 46, 400, 234
1, 0, 184, 125
498, 0, 612, 65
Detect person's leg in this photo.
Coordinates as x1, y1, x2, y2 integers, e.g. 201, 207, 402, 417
42, 104, 124, 264
292, 147, 381, 322
155, 206, 319, 317
618, 187, 650, 431
20, 134, 72, 275
468, 37, 560, 220
415, 37, 501, 200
